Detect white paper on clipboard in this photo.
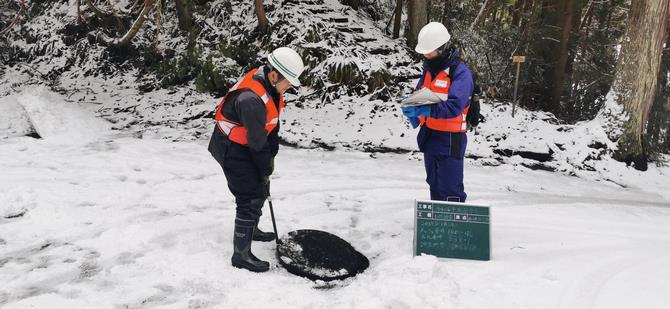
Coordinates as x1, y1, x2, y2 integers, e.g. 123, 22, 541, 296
400, 88, 443, 106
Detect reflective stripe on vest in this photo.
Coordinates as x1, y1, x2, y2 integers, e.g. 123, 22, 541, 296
214, 68, 285, 145
418, 67, 469, 133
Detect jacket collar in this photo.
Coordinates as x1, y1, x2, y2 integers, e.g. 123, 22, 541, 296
425, 47, 460, 77
253, 66, 281, 104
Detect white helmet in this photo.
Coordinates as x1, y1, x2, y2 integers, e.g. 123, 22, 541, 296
267, 47, 305, 87
415, 22, 451, 54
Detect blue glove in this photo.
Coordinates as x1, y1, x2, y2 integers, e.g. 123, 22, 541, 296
401, 105, 431, 118
408, 117, 420, 128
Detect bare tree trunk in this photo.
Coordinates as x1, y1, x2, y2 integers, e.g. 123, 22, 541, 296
426, 0, 432, 21
174, 0, 193, 32
76, 0, 83, 24
550, 0, 576, 109
601, 0, 670, 170
441, 0, 450, 28
521, 0, 534, 26
154, 0, 162, 48
490, 3, 499, 27
115, 0, 157, 47
578, 0, 594, 31
645, 21, 670, 155
511, 0, 524, 27
470, 0, 490, 30
521, 0, 559, 110
255, 0, 270, 34
665, 22, 670, 152
393, 0, 404, 38
406, 0, 428, 46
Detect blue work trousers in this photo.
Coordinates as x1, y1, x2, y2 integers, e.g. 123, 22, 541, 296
424, 153, 467, 202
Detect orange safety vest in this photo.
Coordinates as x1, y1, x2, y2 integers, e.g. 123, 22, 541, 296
418, 67, 469, 133
214, 68, 285, 145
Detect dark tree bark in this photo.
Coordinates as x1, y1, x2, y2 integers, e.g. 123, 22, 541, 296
551, 0, 577, 109
174, 0, 193, 32
254, 0, 270, 34
646, 21, 670, 154
406, 0, 428, 46
602, 0, 670, 170
522, 0, 560, 111
393, 0, 404, 39
154, 0, 162, 48
441, 0, 450, 29
76, 0, 83, 24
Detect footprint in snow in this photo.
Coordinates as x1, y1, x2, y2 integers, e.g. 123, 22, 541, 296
116, 251, 144, 265
76, 201, 96, 207
118, 284, 179, 308
77, 259, 100, 280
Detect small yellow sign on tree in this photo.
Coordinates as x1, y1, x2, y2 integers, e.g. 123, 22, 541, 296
512, 56, 526, 63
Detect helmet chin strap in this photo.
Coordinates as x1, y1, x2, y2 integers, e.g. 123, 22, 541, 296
437, 42, 450, 55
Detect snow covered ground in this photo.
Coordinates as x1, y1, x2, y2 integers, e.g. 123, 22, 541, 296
1, 90, 670, 309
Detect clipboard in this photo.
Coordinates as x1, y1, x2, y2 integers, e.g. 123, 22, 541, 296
400, 88, 443, 106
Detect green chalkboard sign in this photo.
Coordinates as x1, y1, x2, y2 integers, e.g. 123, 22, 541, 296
414, 200, 491, 261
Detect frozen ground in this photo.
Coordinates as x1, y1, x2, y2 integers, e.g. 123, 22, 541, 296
1, 90, 670, 309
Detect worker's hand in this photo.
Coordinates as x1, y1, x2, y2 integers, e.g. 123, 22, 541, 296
401, 105, 431, 118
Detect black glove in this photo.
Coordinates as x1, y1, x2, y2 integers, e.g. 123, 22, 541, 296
269, 157, 275, 175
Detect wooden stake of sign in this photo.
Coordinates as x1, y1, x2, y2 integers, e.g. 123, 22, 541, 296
512, 56, 525, 118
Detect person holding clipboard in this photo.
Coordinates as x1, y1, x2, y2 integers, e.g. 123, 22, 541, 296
401, 22, 475, 203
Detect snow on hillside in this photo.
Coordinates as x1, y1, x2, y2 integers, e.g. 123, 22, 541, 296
3, 0, 666, 178
1, 89, 669, 309
1, 0, 420, 142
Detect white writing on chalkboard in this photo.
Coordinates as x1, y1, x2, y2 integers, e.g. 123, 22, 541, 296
414, 200, 491, 260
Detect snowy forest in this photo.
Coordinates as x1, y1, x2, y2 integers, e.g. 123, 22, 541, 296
1, 0, 669, 308
2, 0, 670, 169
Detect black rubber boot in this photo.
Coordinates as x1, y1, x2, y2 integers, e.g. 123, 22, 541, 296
253, 224, 276, 242
231, 218, 270, 272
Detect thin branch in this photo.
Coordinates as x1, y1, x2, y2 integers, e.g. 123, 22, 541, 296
470, 0, 490, 31
0, 0, 27, 34
385, 7, 395, 34
85, 0, 111, 18
85, 0, 126, 31
578, 0, 594, 31
114, 0, 157, 47
0, 13, 22, 33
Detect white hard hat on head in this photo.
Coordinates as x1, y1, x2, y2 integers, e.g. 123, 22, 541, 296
415, 22, 451, 54
267, 47, 305, 87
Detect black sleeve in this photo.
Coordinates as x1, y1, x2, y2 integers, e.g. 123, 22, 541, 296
236, 92, 273, 176
267, 124, 280, 157
472, 73, 482, 95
